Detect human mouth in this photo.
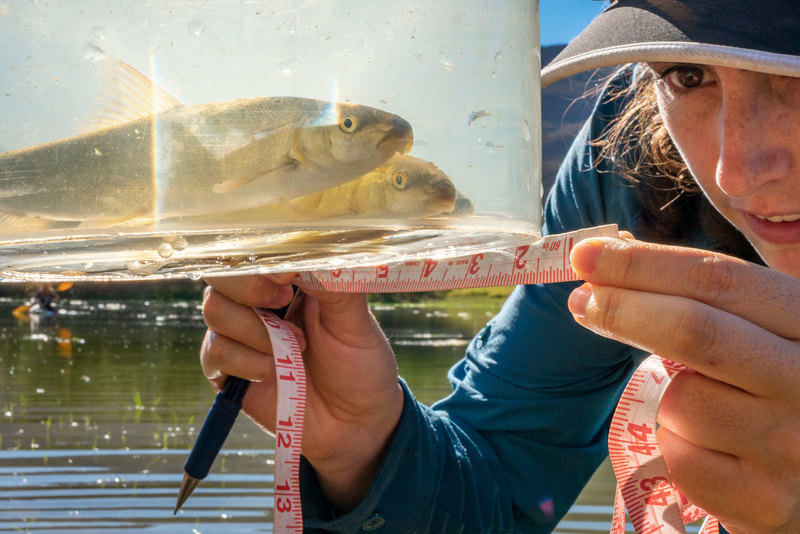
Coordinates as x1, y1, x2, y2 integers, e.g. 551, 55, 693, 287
744, 212, 800, 244
753, 214, 800, 223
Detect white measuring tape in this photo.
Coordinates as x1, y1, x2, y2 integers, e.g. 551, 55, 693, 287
255, 308, 306, 533
609, 355, 720, 534
251, 224, 721, 534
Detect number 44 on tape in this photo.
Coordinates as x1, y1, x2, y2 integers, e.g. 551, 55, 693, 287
263, 224, 726, 534
609, 355, 721, 534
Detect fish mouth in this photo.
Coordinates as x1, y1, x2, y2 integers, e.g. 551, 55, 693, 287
378, 117, 414, 154
428, 179, 456, 201
431, 198, 458, 214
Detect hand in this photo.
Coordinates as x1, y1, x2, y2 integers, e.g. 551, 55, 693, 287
567, 237, 800, 533
200, 273, 404, 511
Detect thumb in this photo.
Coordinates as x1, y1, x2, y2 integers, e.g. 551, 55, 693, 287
302, 290, 383, 350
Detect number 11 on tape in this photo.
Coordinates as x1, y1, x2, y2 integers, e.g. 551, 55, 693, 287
254, 224, 620, 532
256, 309, 305, 533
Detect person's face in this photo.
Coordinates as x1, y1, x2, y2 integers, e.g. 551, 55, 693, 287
649, 63, 800, 278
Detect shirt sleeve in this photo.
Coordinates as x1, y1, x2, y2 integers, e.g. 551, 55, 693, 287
300, 78, 649, 533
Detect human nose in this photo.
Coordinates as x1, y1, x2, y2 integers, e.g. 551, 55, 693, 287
716, 75, 793, 199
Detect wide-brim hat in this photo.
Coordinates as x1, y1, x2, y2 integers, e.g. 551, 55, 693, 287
542, 0, 800, 87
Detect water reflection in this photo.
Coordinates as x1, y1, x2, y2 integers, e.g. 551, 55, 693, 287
0, 296, 620, 533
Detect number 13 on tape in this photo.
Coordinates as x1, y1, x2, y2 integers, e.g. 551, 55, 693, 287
256, 309, 305, 533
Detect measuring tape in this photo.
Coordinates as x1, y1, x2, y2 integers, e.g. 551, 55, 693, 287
609, 354, 720, 534
255, 308, 306, 533
248, 224, 721, 534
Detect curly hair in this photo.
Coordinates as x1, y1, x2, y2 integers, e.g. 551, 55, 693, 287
593, 66, 760, 262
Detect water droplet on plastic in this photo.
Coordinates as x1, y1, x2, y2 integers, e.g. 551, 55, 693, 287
157, 242, 174, 258
124, 260, 162, 276
172, 237, 188, 251
83, 44, 106, 61
187, 271, 203, 281
522, 119, 531, 142
188, 20, 205, 36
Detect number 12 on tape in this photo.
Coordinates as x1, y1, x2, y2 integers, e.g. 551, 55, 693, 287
256, 309, 305, 533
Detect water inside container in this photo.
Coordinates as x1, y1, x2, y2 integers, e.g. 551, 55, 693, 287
0, 0, 541, 280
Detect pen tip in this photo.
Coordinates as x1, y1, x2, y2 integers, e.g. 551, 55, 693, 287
174, 472, 202, 514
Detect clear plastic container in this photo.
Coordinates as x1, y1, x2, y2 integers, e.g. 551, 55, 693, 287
0, 1, 541, 281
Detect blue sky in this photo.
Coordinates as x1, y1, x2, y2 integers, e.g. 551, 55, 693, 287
541, 0, 606, 46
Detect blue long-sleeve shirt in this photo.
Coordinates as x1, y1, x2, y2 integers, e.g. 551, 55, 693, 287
299, 75, 730, 533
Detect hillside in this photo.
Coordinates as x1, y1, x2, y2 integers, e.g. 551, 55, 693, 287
540, 44, 606, 194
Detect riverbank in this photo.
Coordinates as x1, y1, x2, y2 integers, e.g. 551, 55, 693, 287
0, 279, 514, 308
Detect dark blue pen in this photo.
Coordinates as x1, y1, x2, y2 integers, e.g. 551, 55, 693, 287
174, 287, 303, 514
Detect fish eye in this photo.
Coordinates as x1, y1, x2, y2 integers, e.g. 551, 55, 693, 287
339, 115, 358, 133
392, 171, 408, 190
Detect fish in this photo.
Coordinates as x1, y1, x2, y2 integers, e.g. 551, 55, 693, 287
0, 59, 413, 228
197, 154, 459, 222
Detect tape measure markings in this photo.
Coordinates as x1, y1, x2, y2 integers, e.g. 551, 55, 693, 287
295, 227, 608, 293
256, 308, 305, 534
609, 354, 721, 534
251, 224, 722, 534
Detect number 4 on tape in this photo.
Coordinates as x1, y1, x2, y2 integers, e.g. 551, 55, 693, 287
256, 225, 625, 532
609, 354, 721, 534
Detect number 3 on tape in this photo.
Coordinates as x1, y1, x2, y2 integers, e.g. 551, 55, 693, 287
609, 354, 721, 534
252, 225, 630, 532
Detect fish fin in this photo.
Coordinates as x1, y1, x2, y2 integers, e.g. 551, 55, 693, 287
0, 212, 56, 230
212, 158, 298, 194
80, 58, 183, 132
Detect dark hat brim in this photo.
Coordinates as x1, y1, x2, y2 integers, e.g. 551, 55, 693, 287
542, 0, 800, 87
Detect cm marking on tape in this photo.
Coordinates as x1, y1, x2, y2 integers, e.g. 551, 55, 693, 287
254, 223, 719, 533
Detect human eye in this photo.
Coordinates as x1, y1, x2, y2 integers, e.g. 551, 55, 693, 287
649, 63, 715, 92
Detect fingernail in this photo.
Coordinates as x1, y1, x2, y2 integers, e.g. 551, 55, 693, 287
570, 238, 606, 276
568, 283, 592, 319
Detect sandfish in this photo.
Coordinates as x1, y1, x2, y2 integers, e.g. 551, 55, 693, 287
0, 59, 413, 228
198, 154, 459, 222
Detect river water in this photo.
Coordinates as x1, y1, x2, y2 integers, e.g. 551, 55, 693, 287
0, 294, 626, 533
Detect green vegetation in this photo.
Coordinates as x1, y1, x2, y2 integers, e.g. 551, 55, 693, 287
368, 286, 514, 312
1, 279, 515, 307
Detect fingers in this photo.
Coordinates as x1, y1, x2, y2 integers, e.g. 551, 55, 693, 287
567, 238, 800, 395
204, 273, 296, 310
568, 282, 799, 395
203, 287, 277, 353
657, 372, 768, 459
200, 329, 276, 384
658, 426, 799, 531
570, 237, 800, 340
302, 291, 379, 350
